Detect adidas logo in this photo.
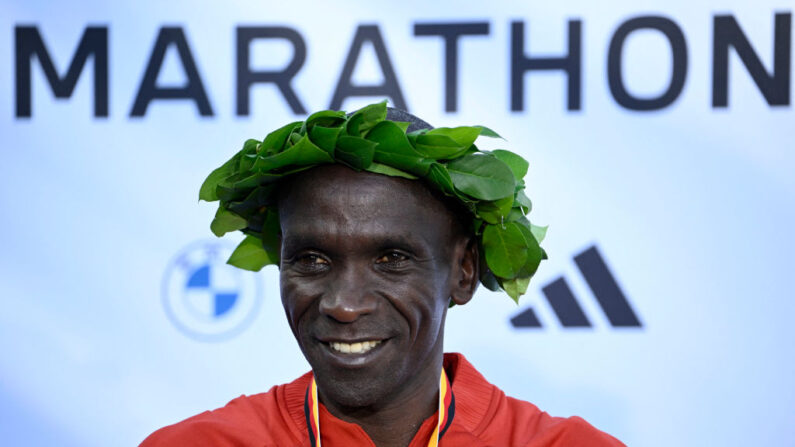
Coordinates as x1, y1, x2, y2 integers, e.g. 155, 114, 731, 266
511, 245, 642, 329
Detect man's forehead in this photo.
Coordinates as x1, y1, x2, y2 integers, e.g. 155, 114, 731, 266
280, 165, 441, 213
278, 165, 456, 247
281, 222, 431, 251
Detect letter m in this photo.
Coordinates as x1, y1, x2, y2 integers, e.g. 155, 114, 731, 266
15, 26, 108, 117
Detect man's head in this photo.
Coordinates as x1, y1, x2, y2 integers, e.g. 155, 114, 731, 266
199, 102, 545, 409
276, 149, 479, 409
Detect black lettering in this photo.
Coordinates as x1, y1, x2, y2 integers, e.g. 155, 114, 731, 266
131, 27, 213, 117
15, 26, 108, 118
607, 16, 688, 111
236, 26, 306, 116
330, 25, 407, 111
413, 22, 490, 112
510, 20, 582, 112
713, 13, 791, 107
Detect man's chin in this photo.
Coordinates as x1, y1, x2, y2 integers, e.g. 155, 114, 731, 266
306, 350, 403, 410
314, 371, 396, 410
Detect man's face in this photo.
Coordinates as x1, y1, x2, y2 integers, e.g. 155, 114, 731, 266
278, 165, 463, 409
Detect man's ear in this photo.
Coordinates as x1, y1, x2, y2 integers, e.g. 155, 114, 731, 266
450, 236, 479, 306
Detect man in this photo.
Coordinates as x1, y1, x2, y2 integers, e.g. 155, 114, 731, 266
141, 104, 624, 446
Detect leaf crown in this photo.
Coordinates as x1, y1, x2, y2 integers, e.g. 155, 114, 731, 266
199, 101, 547, 302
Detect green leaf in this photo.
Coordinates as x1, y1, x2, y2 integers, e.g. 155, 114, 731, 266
393, 121, 411, 132
530, 223, 548, 244
305, 110, 346, 130
356, 100, 388, 134
365, 162, 418, 179
480, 269, 502, 292
227, 235, 276, 271
447, 154, 516, 200
425, 163, 456, 196
335, 135, 377, 170
482, 222, 529, 279
227, 185, 275, 220
426, 164, 477, 210
367, 121, 420, 154
231, 172, 280, 190
515, 189, 532, 213
253, 134, 334, 172
237, 139, 261, 173
347, 100, 387, 136
426, 126, 481, 149
259, 121, 302, 156
217, 164, 312, 204
505, 207, 525, 222
368, 121, 433, 176
210, 207, 248, 237
239, 153, 258, 173
199, 152, 239, 202
346, 112, 364, 136
517, 253, 541, 278
309, 125, 342, 154
514, 221, 543, 278
472, 218, 484, 235
414, 133, 468, 160
215, 183, 251, 203
259, 209, 281, 257
475, 125, 504, 139
478, 249, 501, 291
231, 165, 315, 191
476, 195, 514, 224
288, 131, 302, 146
491, 150, 528, 181
501, 276, 530, 303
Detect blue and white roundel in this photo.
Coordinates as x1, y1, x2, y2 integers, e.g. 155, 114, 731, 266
162, 240, 263, 341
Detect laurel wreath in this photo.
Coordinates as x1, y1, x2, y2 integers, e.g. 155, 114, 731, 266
199, 101, 547, 302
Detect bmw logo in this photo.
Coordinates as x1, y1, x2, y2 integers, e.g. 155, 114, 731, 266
162, 240, 263, 341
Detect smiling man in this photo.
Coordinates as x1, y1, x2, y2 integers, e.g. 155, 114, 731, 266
141, 103, 624, 446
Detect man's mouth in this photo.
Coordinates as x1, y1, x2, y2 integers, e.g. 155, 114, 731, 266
327, 340, 382, 354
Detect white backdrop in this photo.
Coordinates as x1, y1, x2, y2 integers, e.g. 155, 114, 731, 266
1, 1, 794, 446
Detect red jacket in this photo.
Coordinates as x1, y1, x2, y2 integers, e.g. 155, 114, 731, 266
141, 353, 624, 446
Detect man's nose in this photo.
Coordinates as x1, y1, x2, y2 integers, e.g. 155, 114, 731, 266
318, 264, 378, 323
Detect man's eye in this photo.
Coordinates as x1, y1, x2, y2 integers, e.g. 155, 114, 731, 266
375, 252, 409, 265
298, 254, 329, 266
301, 255, 328, 265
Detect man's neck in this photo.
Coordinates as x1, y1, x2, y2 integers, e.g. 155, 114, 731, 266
319, 356, 443, 447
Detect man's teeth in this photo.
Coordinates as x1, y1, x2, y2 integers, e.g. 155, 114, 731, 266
329, 340, 382, 354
